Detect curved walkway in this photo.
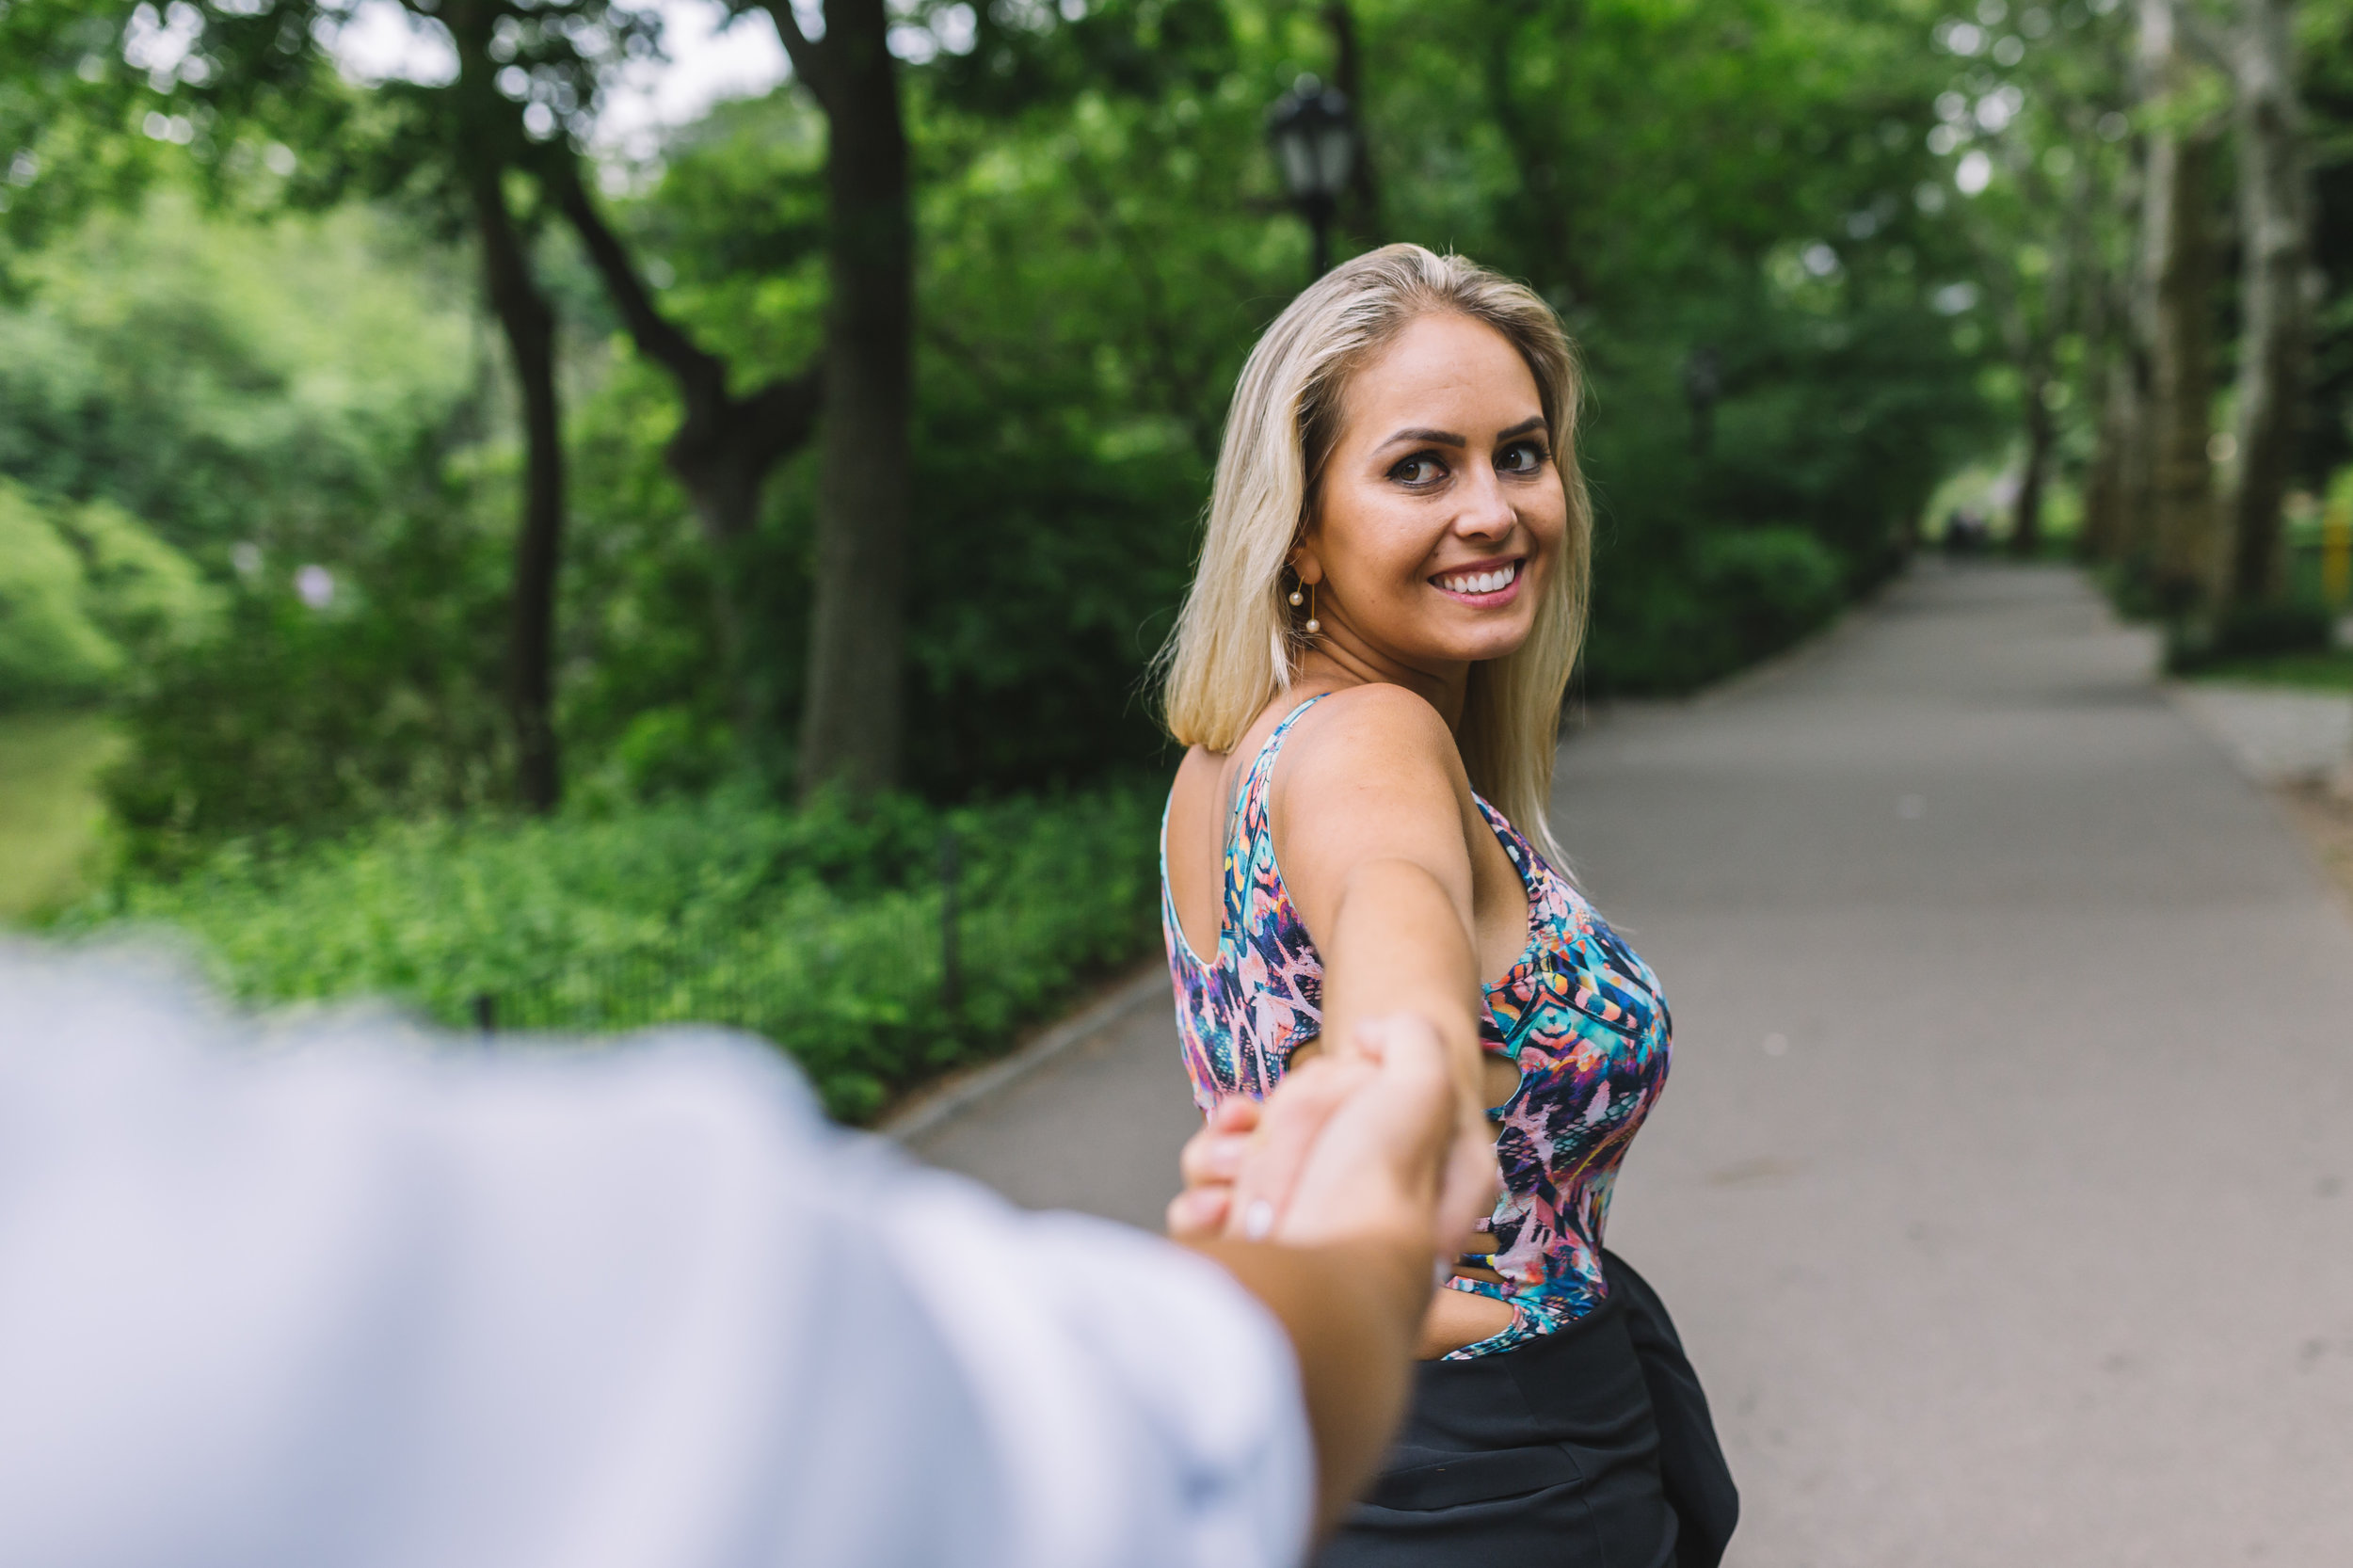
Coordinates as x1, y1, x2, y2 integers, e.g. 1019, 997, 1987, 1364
910, 562, 2353, 1566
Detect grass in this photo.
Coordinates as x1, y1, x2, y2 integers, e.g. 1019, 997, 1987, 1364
0, 711, 122, 923
2185, 649, 2353, 692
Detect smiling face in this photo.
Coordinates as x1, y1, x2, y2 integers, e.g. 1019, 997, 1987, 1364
1293, 311, 1568, 680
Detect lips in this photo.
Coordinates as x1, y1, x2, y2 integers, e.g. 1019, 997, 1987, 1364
1432, 558, 1521, 599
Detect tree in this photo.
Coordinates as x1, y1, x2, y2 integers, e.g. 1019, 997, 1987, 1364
540, 151, 821, 742
2219, 0, 2313, 604
444, 0, 568, 809
746, 0, 914, 798
0, 6, 148, 280
146, 0, 669, 810
2137, 0, 2223, 607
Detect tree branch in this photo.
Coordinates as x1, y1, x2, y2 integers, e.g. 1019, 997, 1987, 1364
759, 0, 833, 114
544, 152, 727, 402
740, 368, 824, 467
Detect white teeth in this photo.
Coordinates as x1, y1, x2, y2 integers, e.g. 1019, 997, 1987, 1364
1439, 561, 1516, 595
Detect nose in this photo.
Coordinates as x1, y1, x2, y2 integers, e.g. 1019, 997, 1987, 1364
1454, 460, 1517, 543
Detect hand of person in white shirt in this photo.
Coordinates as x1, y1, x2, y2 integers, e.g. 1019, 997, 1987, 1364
1161, 1013, 1498, 1533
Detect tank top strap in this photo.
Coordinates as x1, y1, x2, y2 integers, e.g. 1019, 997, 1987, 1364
1222, 693, 1329, 908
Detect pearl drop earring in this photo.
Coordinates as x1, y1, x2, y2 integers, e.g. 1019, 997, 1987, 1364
1289, 585, 1304, 606
1305, 581, 1321, 635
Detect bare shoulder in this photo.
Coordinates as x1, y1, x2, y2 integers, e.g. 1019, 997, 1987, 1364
1285, 684, 1465, 784
1268, 685, 1481, 923
1275, 683, 1471, 825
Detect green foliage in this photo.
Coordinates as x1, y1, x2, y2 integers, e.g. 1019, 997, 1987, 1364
56, 783, 1164, 1121
0, 190, 476, 560
0, 483, 119, 703
0, 478, 216, 707
0, 4, 161, 278
96, 594, 505, 866
0, 188, 516, 856
1585, 525, 1849, 695
100, 479, 515, 871
2166, 597, 2341, 674
2177, 648, 2353, 692
0, 711, 121, 921
13, 1, 2010, 825
13, 2, 2032, 1104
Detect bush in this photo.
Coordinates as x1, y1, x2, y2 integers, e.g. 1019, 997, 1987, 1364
53, 782, 1165, 1121
1584, 525, 1848, 695
1695, 527, 1849, 658
0, 480, 216, 708
2211, 600, 2337, 659
0, 485, 119, 705
100, 475, 515, 871
2165, 598, 2337, 673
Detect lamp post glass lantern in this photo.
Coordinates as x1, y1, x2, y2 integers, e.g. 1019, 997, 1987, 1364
1267, 73, 1356, 279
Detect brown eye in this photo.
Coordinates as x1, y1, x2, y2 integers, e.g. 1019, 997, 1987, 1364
1499, 441, 1547, 473
1389, 454, 1447, 486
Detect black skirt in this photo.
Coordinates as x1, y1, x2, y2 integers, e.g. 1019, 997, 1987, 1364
1313, 1252, 1737, 1568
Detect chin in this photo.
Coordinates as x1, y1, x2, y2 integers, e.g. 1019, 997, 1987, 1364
1446, 628, 1536, 664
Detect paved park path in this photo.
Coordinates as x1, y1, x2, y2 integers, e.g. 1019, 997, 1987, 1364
909, 562, 2353, 1567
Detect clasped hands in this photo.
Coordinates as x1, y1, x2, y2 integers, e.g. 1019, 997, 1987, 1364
1165, 1013, 1499, 1277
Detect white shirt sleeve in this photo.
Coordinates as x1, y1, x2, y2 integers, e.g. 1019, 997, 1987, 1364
0, 947, 1314, 1568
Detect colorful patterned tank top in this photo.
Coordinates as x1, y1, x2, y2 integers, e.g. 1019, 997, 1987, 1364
1159, 694, 1673, 1359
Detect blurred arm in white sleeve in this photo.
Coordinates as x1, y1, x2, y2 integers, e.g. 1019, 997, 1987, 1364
0, 949, 1468, 1568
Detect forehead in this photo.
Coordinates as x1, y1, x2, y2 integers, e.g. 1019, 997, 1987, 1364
1339, 312, 1542, 436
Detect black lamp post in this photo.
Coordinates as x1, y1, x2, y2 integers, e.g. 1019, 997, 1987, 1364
1267, 73, 1357, 280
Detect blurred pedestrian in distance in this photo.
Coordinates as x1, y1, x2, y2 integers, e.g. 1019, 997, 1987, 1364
0, 944, 1489, 1567
1945, 505, 1990, 554
1155, 244, 1737, 1565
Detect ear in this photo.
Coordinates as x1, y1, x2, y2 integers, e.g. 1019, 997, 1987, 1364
1288, 542, 1326, 586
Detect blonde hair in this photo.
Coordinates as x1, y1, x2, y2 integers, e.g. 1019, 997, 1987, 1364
1158, 243, 1592, 865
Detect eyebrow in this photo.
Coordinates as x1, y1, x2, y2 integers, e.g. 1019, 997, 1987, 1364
1375, 415, 1548, 451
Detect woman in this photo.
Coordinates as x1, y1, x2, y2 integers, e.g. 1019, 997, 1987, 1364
1156, 246, 1735, 1565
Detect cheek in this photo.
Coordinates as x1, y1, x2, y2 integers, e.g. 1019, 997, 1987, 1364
1323, 494, 1450, 589
1523, 489, 1572, 558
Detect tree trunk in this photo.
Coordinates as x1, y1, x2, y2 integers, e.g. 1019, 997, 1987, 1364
769, 0, 914, 799
2083, 372, 2126, 560
2147, 125, 2222, 605
2078, 230, 2129, 562
2116, 338, 2158, 565
2137, 0, 2222, 609
2013, 366, 2057, 558
453, 8, 565, 812
2224, 0, 2312, 604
